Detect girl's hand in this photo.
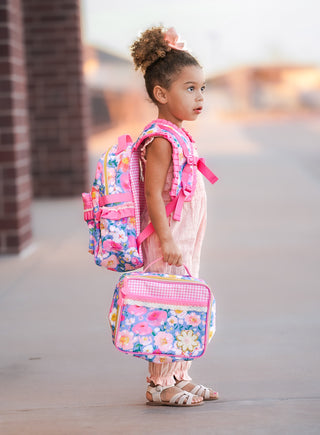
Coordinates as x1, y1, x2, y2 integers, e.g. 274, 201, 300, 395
161, 238, 183, 266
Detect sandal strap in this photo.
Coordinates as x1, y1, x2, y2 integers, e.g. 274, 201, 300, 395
146, 384, 175, 403
175, 381, 218, 400
176, 381, 212, 399
175, 380, 190, 389
147, 384, 196, 405
170, 390, 194, 406
190, 384, 211, 399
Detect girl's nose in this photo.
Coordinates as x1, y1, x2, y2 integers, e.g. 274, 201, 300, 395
196, 92, 204, 102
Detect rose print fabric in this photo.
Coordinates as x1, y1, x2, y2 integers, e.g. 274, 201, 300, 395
108, 271, 216, 363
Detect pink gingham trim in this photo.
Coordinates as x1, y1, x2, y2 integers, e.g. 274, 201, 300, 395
123, 277, 210, 306
130, 148, 143, 258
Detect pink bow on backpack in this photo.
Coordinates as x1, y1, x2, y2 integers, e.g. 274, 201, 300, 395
164, 27, 186, 51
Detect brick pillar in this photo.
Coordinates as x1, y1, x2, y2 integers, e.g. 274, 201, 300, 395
0, 0, 33, 254
22, 0, 89, 196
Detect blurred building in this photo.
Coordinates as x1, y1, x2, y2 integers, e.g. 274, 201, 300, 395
83, 45, 152, 132
208, 65, 320, 114
0, 0, 88, 254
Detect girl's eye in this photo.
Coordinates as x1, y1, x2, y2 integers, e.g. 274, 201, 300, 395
187, 86, 195, 92
201, 85, 206, 93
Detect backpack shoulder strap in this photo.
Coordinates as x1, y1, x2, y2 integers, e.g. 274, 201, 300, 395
133, 119, 192, 158
134, 119, 195, 199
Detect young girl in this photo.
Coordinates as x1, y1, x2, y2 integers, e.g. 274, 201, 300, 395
131, 26, 218, 407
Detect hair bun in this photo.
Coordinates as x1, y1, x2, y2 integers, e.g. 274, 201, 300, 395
130, 26, 171, 73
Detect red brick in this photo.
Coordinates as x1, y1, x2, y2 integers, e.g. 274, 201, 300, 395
0, 27, 9, 40
0, 61, 12, 75
0, 79, 12, 93
0, 9, 8, 23
0, 96, 13, 107
2, 182, 18, 195
0, 149, 16, 162
6, 234, 20, 248
0, 132, 14, 145
0, 0, 32, 254
5, 164, 29, 178
0, 218, 19, 230
3, 200, 18, 214
22, 0, 88, 198
19, 227, 32, 245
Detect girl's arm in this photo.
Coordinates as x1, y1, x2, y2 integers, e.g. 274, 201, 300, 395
144, 137, 183, 266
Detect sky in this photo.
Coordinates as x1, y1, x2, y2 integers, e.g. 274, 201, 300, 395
80, 0, 320, 75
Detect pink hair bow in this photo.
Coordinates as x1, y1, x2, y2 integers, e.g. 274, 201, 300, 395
164, 27, 186, 51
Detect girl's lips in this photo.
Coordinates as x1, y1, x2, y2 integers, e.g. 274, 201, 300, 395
194, 107, 203, 114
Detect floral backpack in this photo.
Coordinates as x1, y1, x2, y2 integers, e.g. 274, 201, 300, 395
82, 119, 218, 272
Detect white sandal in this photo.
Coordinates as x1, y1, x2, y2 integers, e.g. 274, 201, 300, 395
175, 380, 219, 401
146, 384, 203, 407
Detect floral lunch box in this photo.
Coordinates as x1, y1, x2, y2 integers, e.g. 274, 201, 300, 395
108, 262, 216, 363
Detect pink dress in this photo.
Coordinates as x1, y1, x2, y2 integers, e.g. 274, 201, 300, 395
140, 128, 208, 387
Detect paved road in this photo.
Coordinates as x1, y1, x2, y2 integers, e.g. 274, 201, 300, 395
0, 115, 319, 434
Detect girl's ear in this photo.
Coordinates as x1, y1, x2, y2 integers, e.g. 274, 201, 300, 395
153, 85, 167, 104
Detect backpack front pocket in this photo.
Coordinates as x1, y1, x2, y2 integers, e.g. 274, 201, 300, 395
100, 204, 143, 271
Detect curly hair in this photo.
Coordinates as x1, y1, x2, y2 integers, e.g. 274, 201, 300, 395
130, 26, 200, 104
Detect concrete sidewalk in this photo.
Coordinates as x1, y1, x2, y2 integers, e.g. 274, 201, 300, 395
0, 116, 319, 434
